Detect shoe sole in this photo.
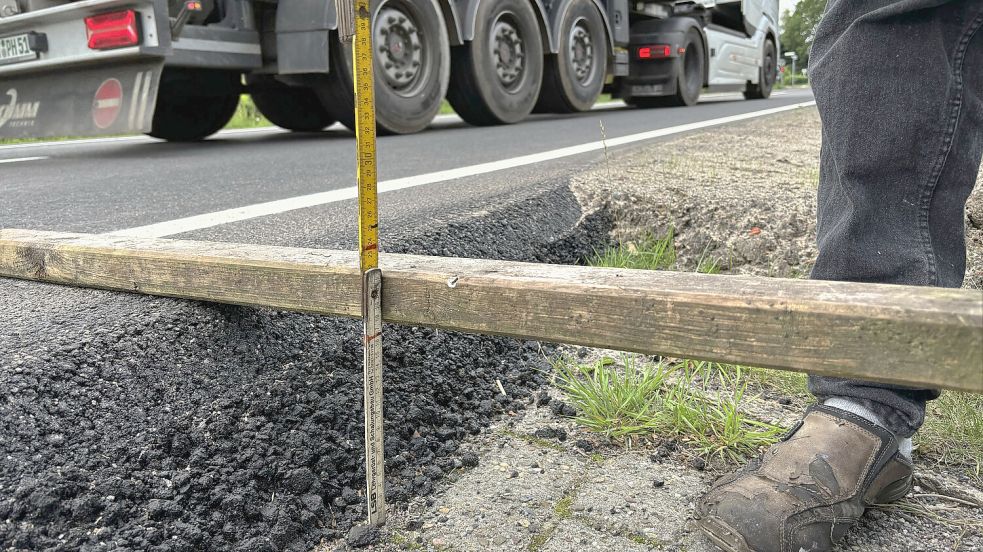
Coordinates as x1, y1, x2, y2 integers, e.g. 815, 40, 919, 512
697, 475, 913, 552
869, 474, 913, 505
695, 515, 751, 552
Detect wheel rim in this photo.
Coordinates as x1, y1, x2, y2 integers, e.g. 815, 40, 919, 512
763, 46, 776, 89
491, 13, 526, 91
682, 42, 701, 98
568, 17, 595, 84
375, 2, 428, 97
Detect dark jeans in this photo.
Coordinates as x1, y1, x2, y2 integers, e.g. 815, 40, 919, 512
807, 0, 983, 438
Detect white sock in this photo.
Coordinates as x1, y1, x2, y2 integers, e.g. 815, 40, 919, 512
824, 398, 913, 460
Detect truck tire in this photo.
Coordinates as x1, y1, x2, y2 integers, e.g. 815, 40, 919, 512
446, 0, 544, 125
628, 27, 704, 108
535, 0, 608, 113
744, 38, 776, 100
317, 0, 450, 135
247, 75, 336, 132
148, 69, 240, 141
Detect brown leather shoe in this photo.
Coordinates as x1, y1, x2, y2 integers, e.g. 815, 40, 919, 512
694, 404, 913, 552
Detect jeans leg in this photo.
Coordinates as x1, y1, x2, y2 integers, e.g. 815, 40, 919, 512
806, 0, 983, 438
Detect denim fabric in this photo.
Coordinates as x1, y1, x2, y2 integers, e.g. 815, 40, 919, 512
806, 0, 983, 438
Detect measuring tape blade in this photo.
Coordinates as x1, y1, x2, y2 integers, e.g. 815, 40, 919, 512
354, 0, 379, 272
361, 268, 386, 525
352, 0, 386, 527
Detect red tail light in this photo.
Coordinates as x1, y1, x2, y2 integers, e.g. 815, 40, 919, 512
85, 10, 140, 50
637, 44, 671, 60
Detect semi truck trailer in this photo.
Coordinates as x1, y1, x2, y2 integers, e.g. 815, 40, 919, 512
0, 0, 779, 141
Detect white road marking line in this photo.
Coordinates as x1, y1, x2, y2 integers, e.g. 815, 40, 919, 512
0, 156, 47, 164
109, 100, 816, 239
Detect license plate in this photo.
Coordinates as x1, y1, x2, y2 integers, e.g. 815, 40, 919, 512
0, 33, 37, 66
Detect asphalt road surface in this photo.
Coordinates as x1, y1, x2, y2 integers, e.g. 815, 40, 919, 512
1, 89, 814, 248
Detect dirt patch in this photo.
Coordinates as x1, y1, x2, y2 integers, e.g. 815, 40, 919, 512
574, 106, 983, 287
575, 107, 823, 279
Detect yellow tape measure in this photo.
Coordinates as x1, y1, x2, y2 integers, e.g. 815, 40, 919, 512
353, 0, 379, 271
347, 0, 387, 527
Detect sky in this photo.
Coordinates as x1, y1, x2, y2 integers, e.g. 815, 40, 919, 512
779, 0, 802, 15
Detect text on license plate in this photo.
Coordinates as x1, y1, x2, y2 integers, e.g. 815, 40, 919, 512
0, 34, 36, 65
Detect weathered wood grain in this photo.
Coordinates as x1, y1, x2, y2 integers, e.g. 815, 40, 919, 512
1, 229, 980, 393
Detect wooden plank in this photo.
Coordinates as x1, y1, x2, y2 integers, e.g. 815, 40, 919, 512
1, 229, 980, 393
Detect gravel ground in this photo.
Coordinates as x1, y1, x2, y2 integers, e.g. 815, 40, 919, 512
371, 386, 983, 552
364, 106, 983, 552
0, 184, 609, 552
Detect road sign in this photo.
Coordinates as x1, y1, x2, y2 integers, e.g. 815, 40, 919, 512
92, 78, 123, 129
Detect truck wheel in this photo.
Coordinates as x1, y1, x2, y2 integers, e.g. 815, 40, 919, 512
628, 27, 704, 108
317, 0, 451, 135
447, 0, 544, 125
148, 69, 240, 141
535, 0, 607, 113
744, 38, 776, 100
247, 75, 336, 132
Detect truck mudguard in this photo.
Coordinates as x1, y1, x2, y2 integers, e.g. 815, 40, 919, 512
274, 0, 338, 74
274, 0, 464, 72
457, 0, 553, 52
546, 0, 616, 51
436, 0, 464, 45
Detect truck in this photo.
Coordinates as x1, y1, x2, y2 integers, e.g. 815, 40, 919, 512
0, 0, 779, 141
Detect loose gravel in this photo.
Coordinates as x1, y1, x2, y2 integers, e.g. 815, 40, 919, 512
0, 184, 609, 552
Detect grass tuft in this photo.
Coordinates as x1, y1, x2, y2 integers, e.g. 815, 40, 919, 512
591, 227, 726, 275
696, 243, 723, 274
388, 532, 424, 550
552, 356, 783, 462
916, 391, 983, 478
590, 228, 677, 271
527, 531, 552, 552
554, 495, 573, 519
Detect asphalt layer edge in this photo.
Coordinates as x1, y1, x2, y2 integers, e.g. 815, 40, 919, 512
0, 179, 613, 551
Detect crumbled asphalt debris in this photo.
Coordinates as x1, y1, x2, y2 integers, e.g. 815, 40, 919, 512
344, 525, 380, 548
533, 427, 568, 441
575, 439, 594, 452
459, 453, 480, 468
549, 400, 578, 417
688, 456, 707, 471
0, 184, 611, 551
